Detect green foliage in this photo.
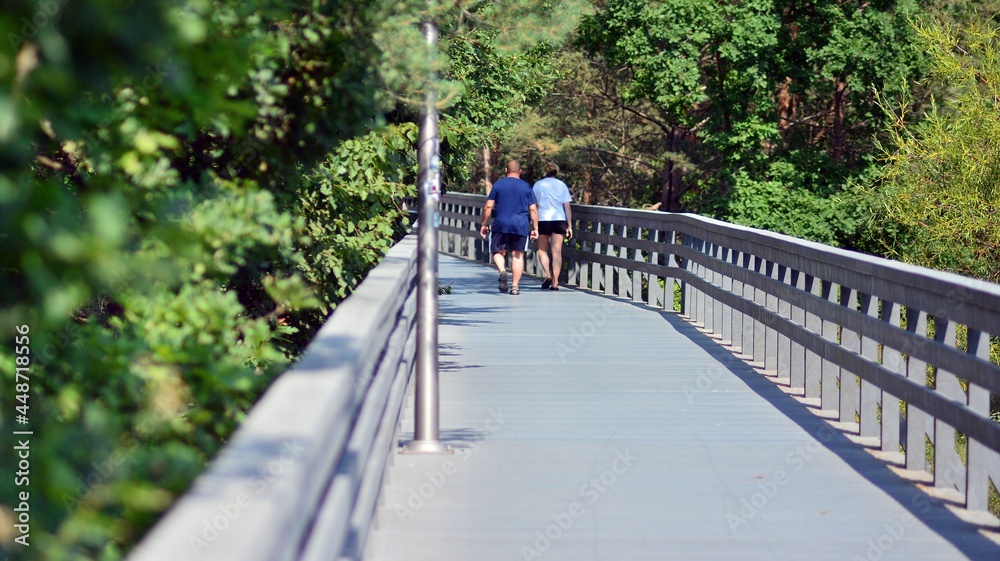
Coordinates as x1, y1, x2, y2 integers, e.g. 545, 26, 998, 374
859, 16, 1000, 282
0, 0, 419, 558
299, 124, 417, 311
560, 0, 926, 245
724, 160, 859, 245
437, 8, 580, 189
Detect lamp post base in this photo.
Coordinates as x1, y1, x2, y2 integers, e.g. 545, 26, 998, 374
399, 440, 453, 454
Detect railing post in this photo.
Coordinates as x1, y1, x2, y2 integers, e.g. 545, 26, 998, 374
789, 269, 806, 391
775, 264, 790, 380
966, 328, 999, 511
839, 287, 860, 426
905, 308, 931, 472
881, 301, 904, 455
859, 292, 881, 438
740, 252, 755, 356
403, 12, 449, 455
934, 317, 965, 494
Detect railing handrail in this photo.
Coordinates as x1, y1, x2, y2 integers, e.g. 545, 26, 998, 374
445, 192, 1000, 327
128, 232, 420, 561
437, 192, 1000, 516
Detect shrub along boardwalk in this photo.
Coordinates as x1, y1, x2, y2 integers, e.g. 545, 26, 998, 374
363, 255, 1000, 561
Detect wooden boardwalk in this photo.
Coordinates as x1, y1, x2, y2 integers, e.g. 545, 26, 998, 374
363, 254, 1000, 561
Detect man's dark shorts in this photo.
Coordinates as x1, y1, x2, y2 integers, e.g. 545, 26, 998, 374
538, 221, 568, 236
490, 231, 529, 253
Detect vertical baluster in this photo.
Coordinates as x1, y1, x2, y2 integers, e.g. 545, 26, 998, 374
764, 261, 779, 374
703, 241, 715, 334
619, 225, 629, 299
633, 227, 644, 303
730, 250, 745, 353
566, 215, 578, 287
666, 231, 679, 311
821, 281, 840, 410
647, 229, 659, 308
460, 202, 467, 256
476, 204, 486, 263
458, 203, 467, 258
686, 237, 698, 321
605, 223, 616, 297
713, 244, 724, 339
450, 202, 458, 255
752, 257, 767, 367
934, 317, 966, 495
592, 222, 604, 293
839, 287, 860, 427
720, 247, 733, 346
881, 301, 903, 456
449, 201, 458, 254
905, 308, 931, 472
966, 328, 999, 511
440, 201, 448, 253
469, 203, 478, 259
695, 239, 707, 327
859, 292, 881, 439
776, 265, 791, 381
789, 270, 806, 392
682, 235, 694, 318
804, 275, 823, 399
740, 252, 755, 360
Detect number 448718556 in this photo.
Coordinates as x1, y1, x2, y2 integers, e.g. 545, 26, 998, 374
14, 324, 30, 420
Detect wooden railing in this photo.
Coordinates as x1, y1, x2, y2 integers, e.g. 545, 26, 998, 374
440, 192, 1000, 514
128, 233, 420, 561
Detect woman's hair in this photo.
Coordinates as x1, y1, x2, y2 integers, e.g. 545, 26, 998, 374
544, 161, 559, 177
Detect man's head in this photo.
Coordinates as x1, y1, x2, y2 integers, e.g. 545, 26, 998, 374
505, 160, 522, 177
544, 162, 559, 178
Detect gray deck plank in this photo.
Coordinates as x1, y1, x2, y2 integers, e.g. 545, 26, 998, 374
363, 255, 1000, 561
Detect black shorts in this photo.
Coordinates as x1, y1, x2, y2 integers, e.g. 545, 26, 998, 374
538, 221, 568, 236
489, 231, 529, 253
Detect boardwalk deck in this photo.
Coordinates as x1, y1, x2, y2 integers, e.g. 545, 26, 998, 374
363, 254, 1000, 561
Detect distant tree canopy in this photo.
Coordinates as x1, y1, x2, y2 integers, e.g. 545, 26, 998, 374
858, 16, 1000, 283
499, 0, 928, 247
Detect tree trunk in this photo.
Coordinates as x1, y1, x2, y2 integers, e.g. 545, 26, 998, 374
777, 76, 794, 143
832, 77, 847, 162
483, 144, 493, 195
659, 128, 684, 212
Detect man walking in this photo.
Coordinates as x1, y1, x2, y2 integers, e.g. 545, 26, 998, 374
480, 160, 539, 295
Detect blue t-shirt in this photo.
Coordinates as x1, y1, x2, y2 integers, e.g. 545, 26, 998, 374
488, 177, 536, 235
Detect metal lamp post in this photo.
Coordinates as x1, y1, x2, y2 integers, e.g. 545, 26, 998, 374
402, 14, 449, 455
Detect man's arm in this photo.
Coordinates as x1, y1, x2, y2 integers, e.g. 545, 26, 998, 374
563, 201, 573, 239
529, 204, 539, 241
479, 200, 495, 238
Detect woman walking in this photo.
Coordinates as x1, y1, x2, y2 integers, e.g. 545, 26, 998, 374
532, 162, 573, 290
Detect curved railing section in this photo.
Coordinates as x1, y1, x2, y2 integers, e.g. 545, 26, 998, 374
128, 233, 420, 561
439, 192, 1000, 514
